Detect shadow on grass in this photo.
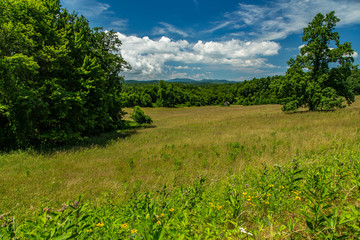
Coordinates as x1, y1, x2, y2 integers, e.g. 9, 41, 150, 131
1, 123, 156, 155
284, 109, 337, 114
42, 124, 156, 154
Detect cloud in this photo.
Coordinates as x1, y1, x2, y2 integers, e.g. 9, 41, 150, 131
110, 19, 128, 31
62, 0, 111, 18
211, 0, 360, 40
116, 33, 280, 79
152, 22, 190, 37
202, 21, 232, 34
174, 66, 201, 70
61, 0, 128, 31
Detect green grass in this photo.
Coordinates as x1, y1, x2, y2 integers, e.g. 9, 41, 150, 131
1, 99, 360, 238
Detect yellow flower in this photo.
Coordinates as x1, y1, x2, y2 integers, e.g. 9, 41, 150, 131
121, 223, 129, 229
96, 222, 104, 227
247, 198, 251, 202
265, 201, 269, 205
169, 208, 174, 212
267, 193, 271, 197
160, 213, 164, 217
87, 229, 92, 232
217, 205, 223, 210
280, 186, 285, 189
157, 221, 161, 225
242, 192, 247, 195
259, 182, 262, 184
131, 229, 138, 234
269, 184, 274, 188
295, 196, 301, 201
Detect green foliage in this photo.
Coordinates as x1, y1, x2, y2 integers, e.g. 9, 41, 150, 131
130, 106, 153, 124
348, 69, 360, 94
278, 11, 357, 112
0, 0, 129, 149
2, 141, 360, 238
121, 76, 282, 108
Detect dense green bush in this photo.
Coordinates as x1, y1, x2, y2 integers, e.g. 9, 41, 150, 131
130, 106, 153, 124
0, 0, 129, 149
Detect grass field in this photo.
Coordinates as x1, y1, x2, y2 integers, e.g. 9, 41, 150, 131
1, 100, 360, 238
1, 100, 360, 213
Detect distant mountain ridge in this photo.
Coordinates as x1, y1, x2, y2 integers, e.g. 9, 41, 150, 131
125, 78, 238, 84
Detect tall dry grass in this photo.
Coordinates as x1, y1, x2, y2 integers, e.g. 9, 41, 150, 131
1, 99, 360, 214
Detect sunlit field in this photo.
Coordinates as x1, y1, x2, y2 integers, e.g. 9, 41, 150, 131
1, 99, 360, 212
1, 99, 360, 238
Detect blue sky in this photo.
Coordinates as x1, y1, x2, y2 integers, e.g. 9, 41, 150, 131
61, 0, 360, 81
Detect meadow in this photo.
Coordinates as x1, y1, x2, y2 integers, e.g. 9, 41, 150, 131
1, 99, 360, 238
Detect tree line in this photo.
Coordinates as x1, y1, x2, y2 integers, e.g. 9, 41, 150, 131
121, 68, 359, 109
121, 76, 282, 108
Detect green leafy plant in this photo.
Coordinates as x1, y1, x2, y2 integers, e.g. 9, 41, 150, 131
130, 106, 153, 124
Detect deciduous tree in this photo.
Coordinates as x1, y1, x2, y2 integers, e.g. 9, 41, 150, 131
0, 0, 129, 149
279, 11, 357, 112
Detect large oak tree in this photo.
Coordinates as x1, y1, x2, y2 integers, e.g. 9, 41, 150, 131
278, 11, 357, 112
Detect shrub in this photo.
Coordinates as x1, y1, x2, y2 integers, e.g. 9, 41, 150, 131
130, 106, 153, 124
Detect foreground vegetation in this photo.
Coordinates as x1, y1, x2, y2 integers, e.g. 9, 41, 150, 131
3, 144, 360, 239
1, 99, 360, 238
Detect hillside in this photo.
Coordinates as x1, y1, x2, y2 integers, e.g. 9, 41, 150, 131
125, 78, 238, 85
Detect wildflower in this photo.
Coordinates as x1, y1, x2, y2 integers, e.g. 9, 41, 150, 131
217, 205, 223, 210
157, 221, 161, 225
121, 223, 128, 229
131, 229, 138, 234
72, 200, 79, 208
259, 182, 262, 184
160, 213, 164, 217
169, 208, 174, 212
269, 184, 274, 188
58, 204, 67, 212
239, 227, 253, 236
87, 229, 92, 232
43, 207, 50, 213
247, 198, 251, 202
280, 186, 285, 189
96, 222, 104, 227
267, 193, 271, 197
242, 192, 247, 196
265, 201, 269, 205
295, 196, 301, 201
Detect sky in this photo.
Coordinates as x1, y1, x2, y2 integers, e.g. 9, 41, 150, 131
61, 0, 360, 81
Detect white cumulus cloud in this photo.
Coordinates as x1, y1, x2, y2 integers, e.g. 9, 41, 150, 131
116, 33, 281, 80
